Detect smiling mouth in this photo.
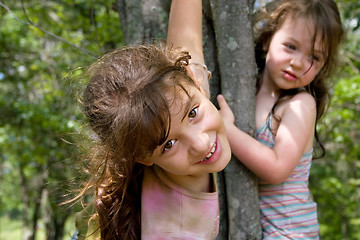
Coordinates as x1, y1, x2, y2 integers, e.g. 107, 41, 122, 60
202, 142, 217, 162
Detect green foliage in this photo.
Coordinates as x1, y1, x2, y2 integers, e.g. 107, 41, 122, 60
311, 58, 360, 239
0, 0, 124, 238
0, 214, 22, 240
309, 2, 360, 239
337, 0, 360, 31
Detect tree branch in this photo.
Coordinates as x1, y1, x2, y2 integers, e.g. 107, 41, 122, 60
0, 0, 98, 59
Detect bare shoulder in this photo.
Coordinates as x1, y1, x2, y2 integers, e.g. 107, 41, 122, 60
281, 91, 316, 119
289, 91, 316, 110
291, 91, 315, 103
274, 91, 316, 119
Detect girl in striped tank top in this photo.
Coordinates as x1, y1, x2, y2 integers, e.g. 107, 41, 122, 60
217, 0, 344, 239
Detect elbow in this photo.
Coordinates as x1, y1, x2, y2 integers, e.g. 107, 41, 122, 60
262, 172, 290, 185
266, 178, 285, 185
259, 156, 293, 184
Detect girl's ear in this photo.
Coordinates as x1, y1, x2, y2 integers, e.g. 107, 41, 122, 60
263, 37, 270, 52
136, 159, 154, 166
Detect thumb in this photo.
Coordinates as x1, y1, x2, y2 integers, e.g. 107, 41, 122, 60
217, 94, 230, 110
217, 94, 235, 124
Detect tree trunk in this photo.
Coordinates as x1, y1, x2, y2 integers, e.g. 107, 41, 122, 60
115, 0, 262, 238
42, 167, 70, 240
207, 0, 261, 239
19, 164, 46, 240
52, 216, 67, 240
19, 164, 34, 240
115, 0, 170, 44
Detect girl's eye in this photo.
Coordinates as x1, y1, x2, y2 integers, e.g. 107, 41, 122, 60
188, 107, 198, 119
285, 43, 296, 50
311, 54, 320, 62
164, 139, 176, 152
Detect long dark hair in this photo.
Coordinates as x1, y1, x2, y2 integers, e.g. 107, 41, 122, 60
254, 0, 344, 157
80, 43, 197, 239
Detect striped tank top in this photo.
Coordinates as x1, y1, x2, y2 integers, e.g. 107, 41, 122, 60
256, 114, 319, 239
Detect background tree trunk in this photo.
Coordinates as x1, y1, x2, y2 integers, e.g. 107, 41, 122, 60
19, 163, 46, 240
115, 0, 261, 238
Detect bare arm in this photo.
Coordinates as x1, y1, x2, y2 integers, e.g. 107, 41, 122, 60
167, 0, 204, 64
217, 93, 316, 184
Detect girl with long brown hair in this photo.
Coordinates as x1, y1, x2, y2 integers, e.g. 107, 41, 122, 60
218, 0, 344, 238
71, 0, 231, 239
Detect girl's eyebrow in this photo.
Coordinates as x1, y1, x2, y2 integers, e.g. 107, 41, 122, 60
288, 36, 324, 57
180, 95, 193, 122
287, 37, 300, 44
313, 49, 323, 56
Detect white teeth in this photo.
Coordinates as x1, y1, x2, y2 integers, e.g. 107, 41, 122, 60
202, 143, 216, 161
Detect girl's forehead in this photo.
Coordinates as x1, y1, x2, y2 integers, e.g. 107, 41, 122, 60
281, 16, 314, 33
166, 85, 193, 115
281, 16, 325, 50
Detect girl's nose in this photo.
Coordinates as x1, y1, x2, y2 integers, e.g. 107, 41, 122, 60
188, 130, 210, 155
290, 53, 305, 69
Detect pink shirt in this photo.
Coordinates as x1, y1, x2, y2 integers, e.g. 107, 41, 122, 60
141, 166, 219, 240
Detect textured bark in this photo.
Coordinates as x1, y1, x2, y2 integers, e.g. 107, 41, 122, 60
207, 1, 262, 239
115, 0, 261, 239
19, 164, 47, 240
115, 0, 170, 44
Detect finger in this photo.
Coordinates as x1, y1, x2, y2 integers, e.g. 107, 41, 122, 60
217, 94, 229, 110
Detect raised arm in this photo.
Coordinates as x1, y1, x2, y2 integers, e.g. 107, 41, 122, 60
167, 0, 204, 64
218, 93, 317, 184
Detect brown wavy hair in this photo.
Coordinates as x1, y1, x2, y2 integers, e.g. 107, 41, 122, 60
254, 0, 345, 157
80, 43, 198, 239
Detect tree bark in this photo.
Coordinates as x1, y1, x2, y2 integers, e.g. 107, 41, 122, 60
115, 0, 262, 239
18, 164, 33, 240
19, 164, 46, 240
42, 165, 70, 240
207, 0, 261, 239
115, 0, 170, 44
